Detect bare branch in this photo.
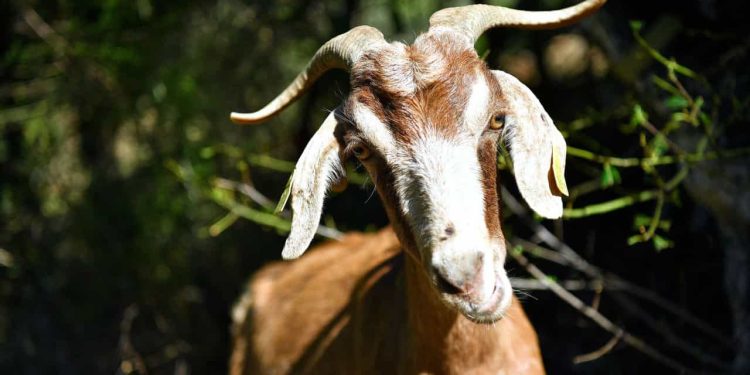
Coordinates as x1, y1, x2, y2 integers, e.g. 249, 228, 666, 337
573, 331, 623, 364
503, 186, 733, 371
510, 277, 613, 291
511, 251, 699, 374
503, 187, 731, 347
118, 305, 149, 375
212, 178, 344, 240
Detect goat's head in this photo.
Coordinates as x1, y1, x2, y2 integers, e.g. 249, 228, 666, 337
232, 0, 604, 323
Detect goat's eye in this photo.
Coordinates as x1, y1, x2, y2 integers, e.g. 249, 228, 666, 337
490, 114, 505, 130
351, 144, 371, 160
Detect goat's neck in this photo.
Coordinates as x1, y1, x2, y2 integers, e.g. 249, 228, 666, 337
380, 193, 510, 367
402, 250, 507, 370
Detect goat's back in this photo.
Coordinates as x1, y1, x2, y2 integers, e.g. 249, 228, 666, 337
229, 227, 543, 374
230, 228, 404, 374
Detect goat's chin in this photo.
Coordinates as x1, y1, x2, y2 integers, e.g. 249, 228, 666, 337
441, 275, 513, 324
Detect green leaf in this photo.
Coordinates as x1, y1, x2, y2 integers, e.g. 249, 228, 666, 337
651, 75, 681, 97
650, 134, 669, 157
665, 95, 689, 110
200, 147, 215, 159
511, 245, 524, 256
633, 214, 651, 228
600, 163, 622, 188
652, 234, 674, 251
631, 104, 648, 127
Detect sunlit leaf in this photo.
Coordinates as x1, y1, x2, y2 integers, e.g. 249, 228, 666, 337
629, 20, 643, 32
200, 147, 215, 159
665, 95, 688, 110
652, 234, 674, 251
600, 163, 621, 187
631, 104, 648, 126
650, 134, 669, 157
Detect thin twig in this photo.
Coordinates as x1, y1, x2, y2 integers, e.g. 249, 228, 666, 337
514, 241, 730, 370
21, 8, 69, 52
214, 177, 276, 211
212, 178, 344, 240
503, 187, 733, 357
610, 292, 731, 369
566, 146, 750, 168
22, 7, 118, 91
563, 190, 659, 219
573, 331, 623, 364
118, 304, 149, 375
510, 277, 613, 291
512, 236, 732, 349
512, 251, 698, 374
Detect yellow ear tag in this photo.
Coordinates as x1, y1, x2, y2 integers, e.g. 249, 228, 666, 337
274, 171, 294, 214
551, 143, 569, 197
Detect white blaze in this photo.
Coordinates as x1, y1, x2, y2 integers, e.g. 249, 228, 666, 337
463, 75, 491, 134
352, 106, 397, 158
394, 132, 488, 246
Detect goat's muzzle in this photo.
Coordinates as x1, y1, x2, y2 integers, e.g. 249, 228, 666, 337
430, 246, 512, 323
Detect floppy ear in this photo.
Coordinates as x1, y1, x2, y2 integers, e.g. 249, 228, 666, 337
281, 111, 345, 259
491, 70, 569, 219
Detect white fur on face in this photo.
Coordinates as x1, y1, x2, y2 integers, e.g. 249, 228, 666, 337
463, 75, 491, 134
392, 128, 501, 306
351, 106, 397, 159
393, 131, 487, 247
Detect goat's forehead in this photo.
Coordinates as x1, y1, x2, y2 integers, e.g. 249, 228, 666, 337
351, 37, 480, 95
347, 38, 491, 143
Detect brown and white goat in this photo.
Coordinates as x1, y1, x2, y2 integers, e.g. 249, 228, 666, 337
229, 1, 605, 373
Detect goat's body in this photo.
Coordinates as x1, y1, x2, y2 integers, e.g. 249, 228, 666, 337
230, 228, 544, 374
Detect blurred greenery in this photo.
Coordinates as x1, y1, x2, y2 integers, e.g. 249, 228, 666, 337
2, 0, 749, 374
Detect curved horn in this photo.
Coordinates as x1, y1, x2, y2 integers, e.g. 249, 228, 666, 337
231, 26, 386, 125
428, 0, 605, 45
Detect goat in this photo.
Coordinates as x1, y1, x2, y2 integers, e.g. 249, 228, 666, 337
229, 1, 606, 373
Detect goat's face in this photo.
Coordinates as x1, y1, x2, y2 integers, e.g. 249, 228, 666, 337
231, 0, 605, 324
335, 37, 514, 322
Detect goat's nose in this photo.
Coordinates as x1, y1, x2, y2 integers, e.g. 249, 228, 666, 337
432, 252, 485, 296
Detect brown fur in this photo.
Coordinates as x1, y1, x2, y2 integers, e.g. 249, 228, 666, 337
230, 228, 544, 374
478, 133, 504, 241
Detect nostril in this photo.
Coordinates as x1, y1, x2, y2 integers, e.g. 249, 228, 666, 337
438, 225, 456, 242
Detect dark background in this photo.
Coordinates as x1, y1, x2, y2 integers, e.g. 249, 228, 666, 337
1, 0, 749, 373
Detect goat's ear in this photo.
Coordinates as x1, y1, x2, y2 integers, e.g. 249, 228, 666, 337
491, 70, 569, 219
282, 111, 345, 259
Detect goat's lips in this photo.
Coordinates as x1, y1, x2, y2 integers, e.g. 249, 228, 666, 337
439, 276, 507, 323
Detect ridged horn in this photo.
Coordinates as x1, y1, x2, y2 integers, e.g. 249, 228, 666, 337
231, 26, 386, 125
428, 0, 605, 44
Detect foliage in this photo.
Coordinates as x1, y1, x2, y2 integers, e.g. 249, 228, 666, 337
558, 22, 749, 251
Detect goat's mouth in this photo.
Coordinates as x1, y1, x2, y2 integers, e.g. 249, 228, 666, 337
435, 273, 512, 324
